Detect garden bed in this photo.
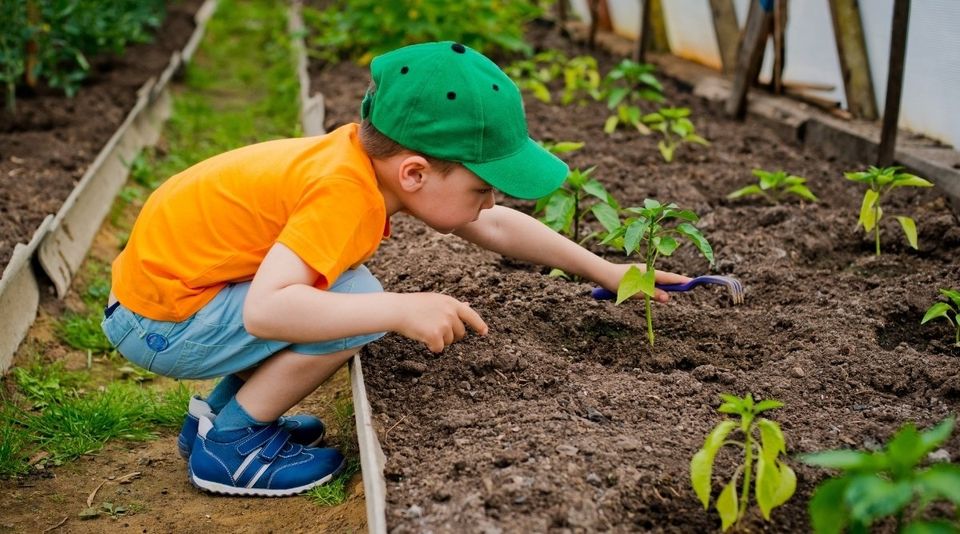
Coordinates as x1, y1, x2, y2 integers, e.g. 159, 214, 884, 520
0, 0, 203, 273
310, 24, 960, 531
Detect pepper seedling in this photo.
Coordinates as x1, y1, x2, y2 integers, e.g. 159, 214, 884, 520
801, 416, 960, 534
921, 288, 960, 347
603, 199, 713, 345
601, 59, 663, 134
844, 166, 933, 255
505, 50, 600, 105
691, 394, 796, 532
534, 166, 621, 245
727, 169, 818, 204
642, 107, 709, 163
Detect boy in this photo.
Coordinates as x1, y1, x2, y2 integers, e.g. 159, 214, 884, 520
101, 41, 688, 496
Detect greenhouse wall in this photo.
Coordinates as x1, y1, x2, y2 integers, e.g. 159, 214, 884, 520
570, 0, 960, 148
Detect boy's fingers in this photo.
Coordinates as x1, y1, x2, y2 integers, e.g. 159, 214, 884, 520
452, 319, 466, 341
458, 304, 488, 335
653, 289, 670, 303
654, 270, 691, 284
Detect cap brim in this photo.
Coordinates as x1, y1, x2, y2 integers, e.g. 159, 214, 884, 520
462, 138, 569, 200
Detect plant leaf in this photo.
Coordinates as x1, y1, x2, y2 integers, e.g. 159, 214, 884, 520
801, 450, 876, 471
658, 140, 674, 162
757, 418, 786, 459
891, 173, 934, 188
727, 185, 763, 199
616, 265, 655, 303
716, 476, 739, 532
918, 416, 955, 455
895, 216, 918, 249
690, 420, 737, 508
754, 400, 784, 414
901, 520, 960, 534
591, 203, 621, 233
655, 236, 679, 256
845, 475, 913, 524
603, 115, 619, 134
858, 190, 879, 231
786, 184, 819, 202
921, 302, 954, 325
582, 179, 609, 201
939, 289, 960, 309
623, 219, 649, 255
755, 453, 779, 519
773, 462, 797, 509
916, 463, 960, 505
808, 477, 849, 534
676, 223, 715, 265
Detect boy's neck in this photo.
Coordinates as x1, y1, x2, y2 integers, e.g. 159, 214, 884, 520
371, 156, 404, 217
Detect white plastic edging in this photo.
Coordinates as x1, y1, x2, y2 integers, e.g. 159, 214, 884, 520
289, 3, 387, 531
37, 0, 219, 299
0, 216, 53, 373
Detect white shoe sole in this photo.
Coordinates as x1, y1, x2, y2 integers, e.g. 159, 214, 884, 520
189, 458, 345, 497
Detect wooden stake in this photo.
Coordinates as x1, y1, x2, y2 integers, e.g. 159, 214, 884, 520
772, 0, 787, 94
636, 0, 653, 62
708, 0, 739, 74
829, 0, 878, 119
635, 0, 669, 62
588, 0, 600, 48
878, 0, 910, 167
726, 0, 773, 119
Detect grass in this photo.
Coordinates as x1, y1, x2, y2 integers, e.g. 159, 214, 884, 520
306, 398, 361, 506
0, 361, 192, 476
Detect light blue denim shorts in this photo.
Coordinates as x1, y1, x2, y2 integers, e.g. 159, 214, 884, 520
101, 266, 386, 380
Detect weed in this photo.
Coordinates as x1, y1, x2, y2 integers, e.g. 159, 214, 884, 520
691, 394, 795, 531
801, 416, 960, 533
57, 311, 112, 353
845, 166, 933, 255
601, 59, 663, 134
505, 51, 600, 105
604, 199, 713, 345
0, 406, 29, 478
728, 169, 818, 204
922, 289, 960, 347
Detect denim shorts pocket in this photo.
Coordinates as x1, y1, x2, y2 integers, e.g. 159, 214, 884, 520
175, 339, 274, 380
101, 309, 138, 349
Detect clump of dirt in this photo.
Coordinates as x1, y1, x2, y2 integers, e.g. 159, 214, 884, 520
310, 23, 960, 532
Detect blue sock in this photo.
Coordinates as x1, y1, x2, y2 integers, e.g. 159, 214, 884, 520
205, 374, 245, 413
211, 397, 269, 434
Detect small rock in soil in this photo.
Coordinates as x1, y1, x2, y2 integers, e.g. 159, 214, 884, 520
790, 366, 805, 378
929, 448, 951, 463
397, 360, 426, 376
556, 444, 579, 456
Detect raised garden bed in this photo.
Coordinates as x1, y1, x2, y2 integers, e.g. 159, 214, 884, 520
309, 23, 960, 531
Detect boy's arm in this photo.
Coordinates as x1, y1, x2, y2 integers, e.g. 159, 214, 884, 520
243, 243, 486, 351
453, 205, 690, 301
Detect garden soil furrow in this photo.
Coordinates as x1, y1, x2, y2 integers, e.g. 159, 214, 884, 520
310, 25, 960, 532
0, 0, 203, 273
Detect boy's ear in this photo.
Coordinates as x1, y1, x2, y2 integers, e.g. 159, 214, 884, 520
397, 155, 430, 193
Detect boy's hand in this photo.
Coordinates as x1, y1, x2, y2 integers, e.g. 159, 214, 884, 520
396, 293, 488, 352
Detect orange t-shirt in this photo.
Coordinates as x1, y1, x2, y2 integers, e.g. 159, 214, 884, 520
111, 123, 389, 322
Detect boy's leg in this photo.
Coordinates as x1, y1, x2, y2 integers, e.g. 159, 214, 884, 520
213, 346, 358, 431
205, 374, 245, 413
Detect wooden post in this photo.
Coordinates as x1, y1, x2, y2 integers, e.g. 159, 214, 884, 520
877, 0, 910, 167
828, 0, 878, 119
588, 0, 600, 48
725, 0, 773, 119
709, 0, 740, 74
556, 0, 568, 28
635, 0, 653, 62
648, 0, 669, 53
772, 0, 787, 94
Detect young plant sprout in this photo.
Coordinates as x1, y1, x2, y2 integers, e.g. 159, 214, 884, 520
921, 288, 960, 347
642, 107, 709, 163
845, 166, 933, 255
601, 59, 663, 134
691, 394, 796, 532
505, 51, 600, 105
534, 166, 620, 245
604, 199, 713, 345
727, 169, 818, 204
801, 416, 960, 534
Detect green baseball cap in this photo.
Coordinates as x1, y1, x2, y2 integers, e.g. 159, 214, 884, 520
360, 41, 568, 200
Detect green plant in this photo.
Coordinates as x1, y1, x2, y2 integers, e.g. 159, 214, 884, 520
921, 289, 960, 347
801, 416, 960, 534
58, 311, 112, 353
304, 0, 540, 65
691, 394, 796, 532
642, 107, 709, 162
728, 169, 818, 204
845, 166, 933, 255
601, 59, 663, 134
507, 52, 602, 105
306, 458, 361, 506
534, 166, 621, 245
605, 199, 713, 345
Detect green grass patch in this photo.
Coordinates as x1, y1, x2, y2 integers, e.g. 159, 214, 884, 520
0, 362, 192, 476
57, 311, 113, 353
305, 458, 360, 506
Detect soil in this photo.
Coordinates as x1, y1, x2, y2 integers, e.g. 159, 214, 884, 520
309, 24, 960, 532
0, 0, 204, 273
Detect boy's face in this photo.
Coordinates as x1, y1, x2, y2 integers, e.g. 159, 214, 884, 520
402, 162, 497, 234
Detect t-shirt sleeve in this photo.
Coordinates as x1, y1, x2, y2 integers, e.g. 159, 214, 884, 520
276, 178, 377, 289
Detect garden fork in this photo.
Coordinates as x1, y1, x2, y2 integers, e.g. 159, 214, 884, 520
590, 275, 745, 305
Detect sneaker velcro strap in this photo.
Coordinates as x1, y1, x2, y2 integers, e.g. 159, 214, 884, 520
236, 425, 281, 456
258, 427, 292, 461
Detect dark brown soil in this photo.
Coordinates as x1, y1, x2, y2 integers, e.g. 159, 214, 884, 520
310, 24, 960, 532
0, 0, 203, 273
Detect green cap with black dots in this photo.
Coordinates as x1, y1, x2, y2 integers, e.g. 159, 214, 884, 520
360, 41, 568, 200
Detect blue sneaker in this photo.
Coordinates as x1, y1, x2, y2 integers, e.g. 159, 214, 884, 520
177, 396, 325, 459
189, 416, 345, 496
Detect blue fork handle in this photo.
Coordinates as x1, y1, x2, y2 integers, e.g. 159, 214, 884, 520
591, 276, 725, 300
